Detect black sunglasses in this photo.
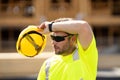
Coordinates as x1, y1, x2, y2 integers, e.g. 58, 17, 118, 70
50, 34, 73, 42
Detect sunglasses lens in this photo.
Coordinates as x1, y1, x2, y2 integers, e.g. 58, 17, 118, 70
55, 36, 65, 42
51, 36, 65, 42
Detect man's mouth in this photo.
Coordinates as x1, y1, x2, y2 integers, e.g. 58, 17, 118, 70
54, 45, 60, 50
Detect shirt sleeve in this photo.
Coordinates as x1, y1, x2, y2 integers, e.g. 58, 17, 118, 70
77, 35, 98, 79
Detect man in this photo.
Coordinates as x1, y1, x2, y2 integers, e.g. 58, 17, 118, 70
37, 18, 98, 80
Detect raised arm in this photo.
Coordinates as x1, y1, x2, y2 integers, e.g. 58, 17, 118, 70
38, 20, 93, 50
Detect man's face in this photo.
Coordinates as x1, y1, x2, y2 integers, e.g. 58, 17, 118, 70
51, 32, 75, 56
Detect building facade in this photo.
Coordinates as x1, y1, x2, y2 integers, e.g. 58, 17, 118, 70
0, 0, 120, 68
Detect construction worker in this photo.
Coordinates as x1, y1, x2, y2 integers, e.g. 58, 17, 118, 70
37, 18, 98, 80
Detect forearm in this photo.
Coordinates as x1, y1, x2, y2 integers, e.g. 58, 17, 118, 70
52, 20, 89, 34
38, 20, 93, 49
51, 20, 93, 49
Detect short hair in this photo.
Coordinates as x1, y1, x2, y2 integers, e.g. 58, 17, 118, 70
53, 18, 73, 23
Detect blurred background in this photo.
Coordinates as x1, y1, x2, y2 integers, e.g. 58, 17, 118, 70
0, 0, 120, 80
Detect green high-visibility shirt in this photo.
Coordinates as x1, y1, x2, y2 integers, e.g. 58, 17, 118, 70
37, 36, 98, 80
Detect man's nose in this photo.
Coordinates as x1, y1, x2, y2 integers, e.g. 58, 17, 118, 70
52, 40, 57, 45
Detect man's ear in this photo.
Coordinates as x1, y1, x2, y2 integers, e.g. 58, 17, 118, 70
71, 35, 77, 42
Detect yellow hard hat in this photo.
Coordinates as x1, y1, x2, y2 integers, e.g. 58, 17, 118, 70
16, 25, 46, 57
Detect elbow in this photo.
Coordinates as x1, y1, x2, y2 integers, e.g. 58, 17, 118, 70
78, 21, 91, 31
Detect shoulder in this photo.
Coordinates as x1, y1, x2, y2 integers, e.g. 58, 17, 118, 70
77, 35, 97, 53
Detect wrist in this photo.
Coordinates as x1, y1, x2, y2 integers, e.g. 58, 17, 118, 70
48, 22, 54, 32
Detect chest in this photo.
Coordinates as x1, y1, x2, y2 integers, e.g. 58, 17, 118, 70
48, 60, 90, 80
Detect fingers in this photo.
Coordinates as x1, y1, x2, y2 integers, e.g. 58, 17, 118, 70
38, 22, 46, 30
37, 22, 51, 34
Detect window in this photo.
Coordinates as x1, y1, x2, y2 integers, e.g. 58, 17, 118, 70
64, 0, 71, 3
1, 27, 10, 49
0, 0, 34, 17
51, 0, 59, 3
50, 0, 72, 10
93, 27, 108, 47
93, 25, 120, 54
91, 0, 120, 16
0, 26, 23, 52
1, 27, 9, 41
92, 0, 109, 9
91, 0, 111, 16
13, 28, 22, 41
112, 0, 120, 16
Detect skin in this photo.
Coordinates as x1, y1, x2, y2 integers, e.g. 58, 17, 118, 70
51, 31, 76, 56
38, 20, 93, 50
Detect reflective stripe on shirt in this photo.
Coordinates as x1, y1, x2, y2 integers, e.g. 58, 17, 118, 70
45, 49, 79, 80
45, 61, 50, 80
73, 49, 79, 61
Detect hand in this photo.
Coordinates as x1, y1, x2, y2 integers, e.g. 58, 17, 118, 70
37, 22, 51, 34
